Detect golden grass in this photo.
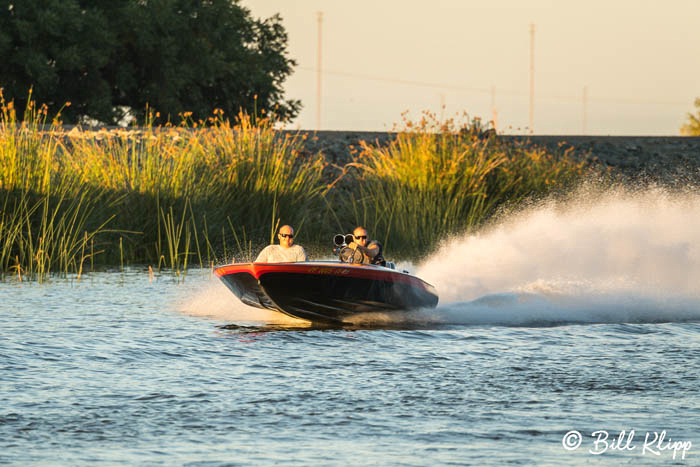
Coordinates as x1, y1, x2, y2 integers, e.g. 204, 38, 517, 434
344, 112, 592, 258
0, 96, 594, 278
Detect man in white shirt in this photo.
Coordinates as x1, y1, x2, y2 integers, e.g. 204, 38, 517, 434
254, 225, 307, 263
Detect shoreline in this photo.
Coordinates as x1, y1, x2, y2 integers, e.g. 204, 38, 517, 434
293, 131, 700, 181
4, 123, 700, 275
55, 125, 700, 179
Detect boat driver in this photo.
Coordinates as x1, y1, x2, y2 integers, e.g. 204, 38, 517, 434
255, 225, 307, 263
346, 226, 386, 266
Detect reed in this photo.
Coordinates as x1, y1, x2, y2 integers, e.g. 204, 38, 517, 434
0, 91, 594, 279
59, 110, 327, 266
346, 113, 592, 258
1, 94, 329, 278
160, 202, 192, 274
195, 112, 327, 243
0, 92, 111, 281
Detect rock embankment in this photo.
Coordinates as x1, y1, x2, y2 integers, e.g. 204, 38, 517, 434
294, 131, 700, 184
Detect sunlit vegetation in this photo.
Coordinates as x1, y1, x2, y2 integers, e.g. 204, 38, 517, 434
0, 93, 325, 281
0, 96, 596, 280
345, 112, 591, 258
680, 98, 700, 136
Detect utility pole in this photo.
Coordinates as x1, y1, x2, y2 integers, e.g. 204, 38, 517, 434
583, 86, 588, 135
529, 23, 535, 135
316, 12, 323, 131
491, 85, 498, 131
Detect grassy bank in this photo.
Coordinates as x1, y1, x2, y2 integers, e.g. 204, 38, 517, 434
0, 99, 595, 280
341, 114, 591, 258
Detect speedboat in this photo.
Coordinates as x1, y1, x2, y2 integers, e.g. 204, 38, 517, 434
215, 236, 438, 324
215, 261, 438, 324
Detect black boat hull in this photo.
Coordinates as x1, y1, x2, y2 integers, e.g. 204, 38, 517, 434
215, 262, 439, 324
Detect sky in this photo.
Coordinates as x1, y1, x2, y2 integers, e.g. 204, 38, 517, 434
241, 0, 700, 135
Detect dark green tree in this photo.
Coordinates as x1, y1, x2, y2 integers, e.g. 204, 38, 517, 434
0, 1, 117, 122
0, 0, 299, 124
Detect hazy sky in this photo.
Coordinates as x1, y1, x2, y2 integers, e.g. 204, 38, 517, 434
242, 0, 700, 135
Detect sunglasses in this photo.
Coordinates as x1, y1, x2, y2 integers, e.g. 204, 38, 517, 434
354, 235, 367, 240
279, 233, 294, 238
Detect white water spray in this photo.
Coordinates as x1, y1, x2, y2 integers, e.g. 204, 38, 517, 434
179, 187, 700, 328
177, 279, 308, 325
412, 187, 700, 326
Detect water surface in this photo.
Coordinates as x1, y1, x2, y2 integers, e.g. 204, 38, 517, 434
2, 269, 698, 465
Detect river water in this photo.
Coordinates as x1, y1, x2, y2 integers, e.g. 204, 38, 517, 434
2, 188, 700, 465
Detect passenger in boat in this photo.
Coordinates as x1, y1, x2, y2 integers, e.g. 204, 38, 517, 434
347, 226, 386, 266
255, 225, 307, 263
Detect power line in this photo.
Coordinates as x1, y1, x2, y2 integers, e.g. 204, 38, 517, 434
297, 66, 495, 95
491, 85, 498, 130
529, 23, 535, 134
296, 66, 691, 107
316, 12, 322, 131
583, 86, 588, 135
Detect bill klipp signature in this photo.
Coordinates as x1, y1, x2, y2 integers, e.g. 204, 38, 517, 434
562, 430, 692, 460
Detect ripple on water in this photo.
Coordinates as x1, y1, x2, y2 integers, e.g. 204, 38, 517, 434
1, 270, 699, 464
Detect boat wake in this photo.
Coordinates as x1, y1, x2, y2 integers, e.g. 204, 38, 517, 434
408, 186, 700, 327
177, 280, 310, 326
181, 186, 700, 329
350, 289, 700, 327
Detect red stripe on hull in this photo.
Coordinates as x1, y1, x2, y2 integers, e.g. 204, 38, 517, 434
215, 262, 434, 293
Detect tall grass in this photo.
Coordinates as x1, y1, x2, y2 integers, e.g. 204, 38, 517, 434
345, 113, 591, 258
63, 111, 327, 265
1, 95, 328, 278
0, 91, 110, 281
0, 93, 594, 279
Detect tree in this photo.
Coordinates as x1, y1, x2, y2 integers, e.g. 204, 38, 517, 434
0, 1, 118, 122
0, 0, 299, 124
680, 98, 700, 136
